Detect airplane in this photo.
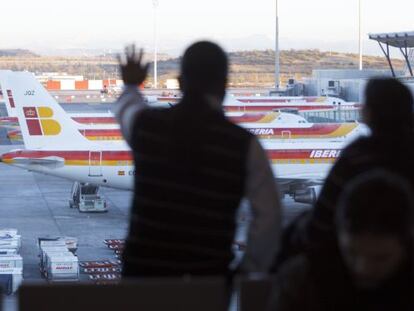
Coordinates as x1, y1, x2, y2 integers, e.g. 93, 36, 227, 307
0, 71, 354, 204
155, 94, 361, 112
1, 84, 365, 143
6, 129, 21, 141
2, 110, 365, 142
0, 90, 122, 142
2, 80, 363, 143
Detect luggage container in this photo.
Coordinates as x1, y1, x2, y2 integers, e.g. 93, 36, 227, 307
0, 238, 21, 252
43, 251, 74, 272
0, 255, 23, 269
46, 255, 79, 282
39, 240, 68, 260
39, 240, 67, 250
39, 245, 68, 258
39, 247, 70, 273
38, 237, 78, 254
0, 268, 23, 294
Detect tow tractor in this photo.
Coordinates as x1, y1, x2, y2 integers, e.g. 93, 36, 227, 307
69, 182, 108, 213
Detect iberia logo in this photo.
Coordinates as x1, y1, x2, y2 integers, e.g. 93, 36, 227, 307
23, 107, 61, 136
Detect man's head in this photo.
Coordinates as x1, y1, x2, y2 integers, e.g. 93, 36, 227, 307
179, 41, 228, 100
363, 78, 414, 134
336, 170, 414, 289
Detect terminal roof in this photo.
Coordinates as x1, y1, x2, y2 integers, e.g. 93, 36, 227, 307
369, 31, 414, 77
369, 31, 414, 48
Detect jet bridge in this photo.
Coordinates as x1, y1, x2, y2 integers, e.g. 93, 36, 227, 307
369, 31, 414, 77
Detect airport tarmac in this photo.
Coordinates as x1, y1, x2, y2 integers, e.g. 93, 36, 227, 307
0, 107, 310, 310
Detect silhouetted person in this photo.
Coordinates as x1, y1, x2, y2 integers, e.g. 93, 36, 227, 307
311, 78, 414, 250
116, 42, 281, 277
273, 78, 414, 271
267, 171, 414, 311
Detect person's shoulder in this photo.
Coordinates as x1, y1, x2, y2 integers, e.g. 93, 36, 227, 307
346, 136, 371, 148
136, 106, 173, 121
223, 120, 254, 139
340, 136, 371, 157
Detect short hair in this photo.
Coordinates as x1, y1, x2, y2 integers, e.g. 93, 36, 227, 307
336, 170, 414, 237
364, 78, 414, 133
180, 41, 228, 95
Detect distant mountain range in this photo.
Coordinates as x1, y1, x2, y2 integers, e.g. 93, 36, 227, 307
0, 49, 38, 57
155, 49, 404, 86
0, 49, 404, 86
157, 49, 404, 76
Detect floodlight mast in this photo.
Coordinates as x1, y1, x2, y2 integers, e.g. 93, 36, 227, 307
275, 0, 280, 90
153, 0, 159, 89
359, 0, 363, 70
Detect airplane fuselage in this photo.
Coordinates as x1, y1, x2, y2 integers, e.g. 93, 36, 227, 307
2, 143, 342, 191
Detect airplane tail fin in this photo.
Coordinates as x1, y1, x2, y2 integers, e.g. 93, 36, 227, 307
0, 70, 93, 150
0, 71, 17, 118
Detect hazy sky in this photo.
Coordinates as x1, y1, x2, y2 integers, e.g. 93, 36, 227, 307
0, 0, 413, 56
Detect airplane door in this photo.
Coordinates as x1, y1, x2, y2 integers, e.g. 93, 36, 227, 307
282, 130, 291, 139
89, 151, 102, 177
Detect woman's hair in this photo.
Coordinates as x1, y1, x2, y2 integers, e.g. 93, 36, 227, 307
364, 78, 414, 134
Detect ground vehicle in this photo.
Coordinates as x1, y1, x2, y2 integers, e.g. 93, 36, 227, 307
69, 182, 107, 213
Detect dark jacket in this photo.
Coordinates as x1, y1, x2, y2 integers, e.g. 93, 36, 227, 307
272, 133, 414, 270
309, 133, 414, 250
122, 97, 253, 277
267, 254, 414, 311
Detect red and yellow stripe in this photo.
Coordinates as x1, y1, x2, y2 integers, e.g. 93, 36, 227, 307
5, 123, 357, 142
2, 150, 133, 166
78, 129, 123, 141
2, 149, 341, 166
267, 149, 340, 164
71, 117, 117, 125
228, 112, 280, 123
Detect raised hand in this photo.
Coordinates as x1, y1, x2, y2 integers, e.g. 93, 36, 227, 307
118, 44, 149, 86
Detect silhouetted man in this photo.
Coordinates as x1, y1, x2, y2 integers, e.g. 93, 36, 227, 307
116, 42, 281, 277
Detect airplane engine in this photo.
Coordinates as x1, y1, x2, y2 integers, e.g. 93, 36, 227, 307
293, 186, 322, 205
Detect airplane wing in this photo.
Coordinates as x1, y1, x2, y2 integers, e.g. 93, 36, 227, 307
12, 156, 65, 167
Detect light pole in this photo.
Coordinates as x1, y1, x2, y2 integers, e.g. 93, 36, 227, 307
153, 0, 159, 89
358, 0, 363, 70
275, 0, 280, 90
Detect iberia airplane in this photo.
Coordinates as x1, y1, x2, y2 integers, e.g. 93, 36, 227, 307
0, 93, 121, 142
2, 111, 364, 142
1, 86, 364, 143
0, 71, 350, 203
155, 95, 361, 112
